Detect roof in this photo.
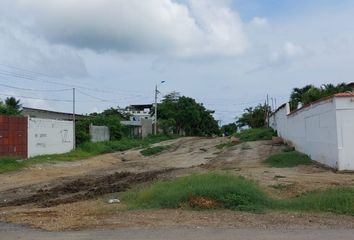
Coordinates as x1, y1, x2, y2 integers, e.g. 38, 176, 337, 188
22, 107, 86, 118
334, 92, 354, 97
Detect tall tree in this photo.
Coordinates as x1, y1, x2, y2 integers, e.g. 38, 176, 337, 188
157, 93, 220, 136
236, 104, 269, 129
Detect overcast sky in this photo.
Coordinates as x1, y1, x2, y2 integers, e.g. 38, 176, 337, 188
1, 0, 354, 124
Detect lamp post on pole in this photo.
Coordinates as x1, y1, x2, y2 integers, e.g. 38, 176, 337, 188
154, 81, 165, 135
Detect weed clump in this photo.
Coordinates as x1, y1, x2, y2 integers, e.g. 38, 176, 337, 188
264, 151, 312, 168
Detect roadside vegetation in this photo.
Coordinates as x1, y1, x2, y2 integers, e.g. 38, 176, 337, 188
264, 151, 312, 168
122, 173, 268, 212
122, 173, 354, 215
0, 134, 175, 173
236, 128, 276, 142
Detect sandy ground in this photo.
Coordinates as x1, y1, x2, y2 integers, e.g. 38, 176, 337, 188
0, 137, 353, 231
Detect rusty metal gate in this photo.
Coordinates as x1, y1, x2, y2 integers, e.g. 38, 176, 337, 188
0, 116, 28, 158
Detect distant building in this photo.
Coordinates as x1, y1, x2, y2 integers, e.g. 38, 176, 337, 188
121, 104, 154, 138
22, 107, 86, 121
124, 104, 153, 122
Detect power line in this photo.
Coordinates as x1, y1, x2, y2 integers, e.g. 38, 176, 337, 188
0, 93, 73, 103
0, 82, 72, 92
0, 64, 152, 97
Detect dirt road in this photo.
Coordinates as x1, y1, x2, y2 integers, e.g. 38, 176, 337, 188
1, 222, 354, 240
0, 137, 353, 230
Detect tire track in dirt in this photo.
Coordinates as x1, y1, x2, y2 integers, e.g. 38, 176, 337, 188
0, 169, 175, 208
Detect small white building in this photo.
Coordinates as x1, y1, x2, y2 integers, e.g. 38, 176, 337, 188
270, 93, 354, 171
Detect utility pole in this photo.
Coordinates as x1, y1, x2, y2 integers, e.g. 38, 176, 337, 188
154, 84, 158, 135
73, 88, 76, 149
266, 94, 270, 127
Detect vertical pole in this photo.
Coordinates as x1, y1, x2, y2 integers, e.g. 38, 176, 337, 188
154, 85, 157, 135
73, 88, 76, 149
266, 94, 270, 127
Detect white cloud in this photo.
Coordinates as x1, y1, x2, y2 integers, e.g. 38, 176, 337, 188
7, 0, 248, 57
270, 42, 306, 62
250, 17, 268, 28
0, 21, 87, 78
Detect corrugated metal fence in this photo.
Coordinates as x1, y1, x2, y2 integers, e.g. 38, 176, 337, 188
0, 116, 28, 158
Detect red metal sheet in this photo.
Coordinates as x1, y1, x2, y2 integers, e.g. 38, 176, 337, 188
0, 116, 28, 159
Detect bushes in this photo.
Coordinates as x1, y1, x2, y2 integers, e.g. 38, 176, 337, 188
236, 128, 276, 141
75, 115, 124, 145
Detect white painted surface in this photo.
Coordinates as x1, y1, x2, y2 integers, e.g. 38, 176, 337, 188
28, 118, 74, 158
270, 96, 354, 170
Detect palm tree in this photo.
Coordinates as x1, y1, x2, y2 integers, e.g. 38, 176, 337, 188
5, 97, 22, 111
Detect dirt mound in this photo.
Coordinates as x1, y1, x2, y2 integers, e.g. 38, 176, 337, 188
0, 169, 174, 208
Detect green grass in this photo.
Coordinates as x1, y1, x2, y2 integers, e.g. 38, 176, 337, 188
215, 142, 233, 150
122, 173, 269, 212
122, 173, 354, 215
236, 128, 276, 142
140, 145, 172, 156
277, 187, 354, 215
0, 134, 176, 173
0, 157, 22, 173
264, 151, 312, 168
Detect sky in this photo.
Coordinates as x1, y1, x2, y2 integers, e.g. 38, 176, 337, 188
0, 0, 354, 124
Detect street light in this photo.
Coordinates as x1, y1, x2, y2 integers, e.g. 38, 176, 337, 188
154, 81, 165, 135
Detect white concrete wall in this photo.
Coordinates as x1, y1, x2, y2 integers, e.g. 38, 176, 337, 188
270, 98, 340, 169
28, 117, 74, 158
335, 97, 354, 170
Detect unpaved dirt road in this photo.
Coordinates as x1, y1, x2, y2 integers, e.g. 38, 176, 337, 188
0, 137, 353, 231
1, 222, 354, 240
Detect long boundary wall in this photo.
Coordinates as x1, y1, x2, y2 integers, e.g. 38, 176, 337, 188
270, 95, 354, 171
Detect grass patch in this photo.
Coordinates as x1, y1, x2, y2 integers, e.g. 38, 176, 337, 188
122, 173, 269, 212
264, 151, 312, 168
236, 128, 276, 142
140, 145, 172, 156
277, 187, 354, 215
215, 142, 233, 150
0, 157, 22, 173
122, 173, 354, 215
0, 134, 176, 173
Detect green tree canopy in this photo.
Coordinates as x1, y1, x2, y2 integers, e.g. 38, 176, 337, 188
289, 83, 351, 111
157, 93, 220, 136
0, 97, 22, 115
221, 123, 237, 136
236, 104, 269, 129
